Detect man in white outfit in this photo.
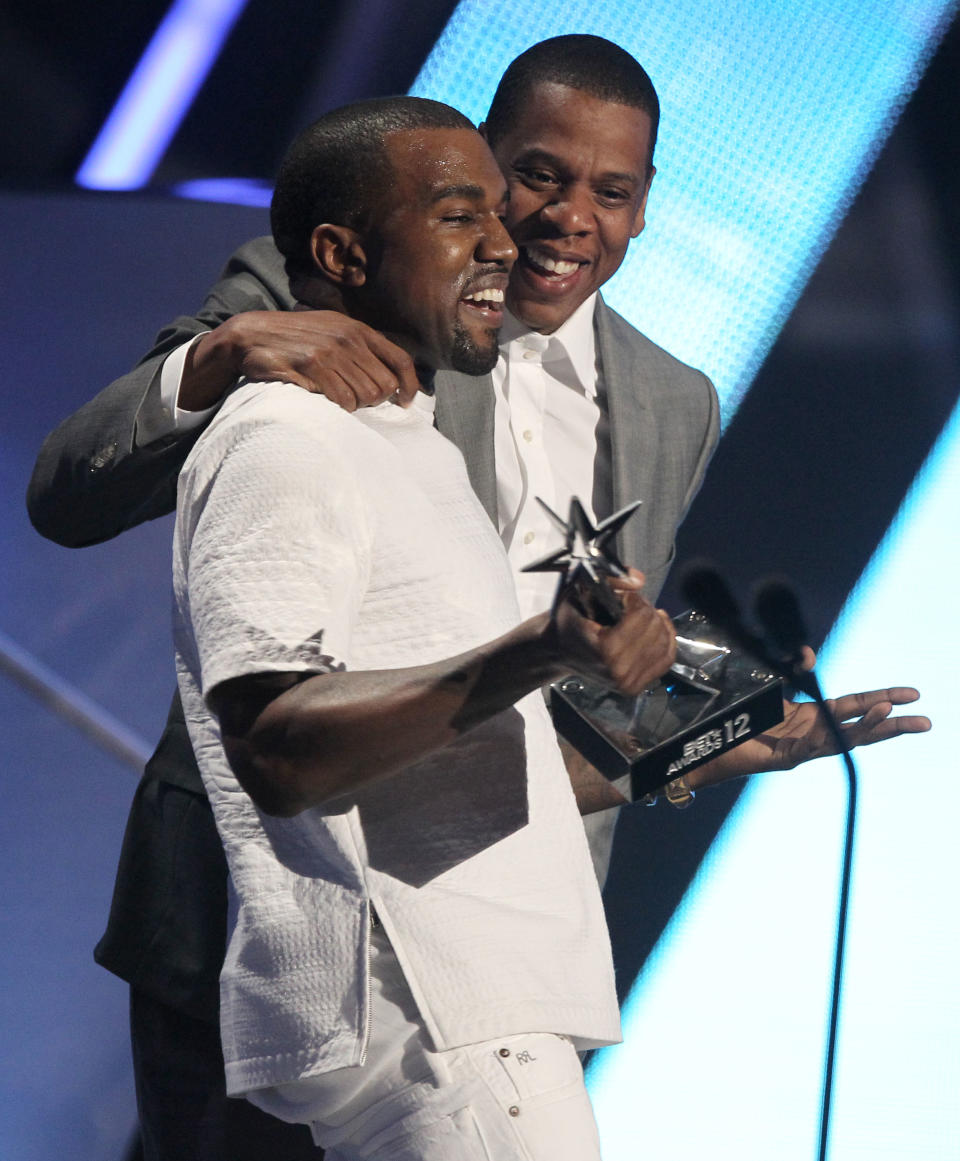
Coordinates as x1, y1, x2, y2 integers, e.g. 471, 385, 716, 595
173, 95, 678, 1160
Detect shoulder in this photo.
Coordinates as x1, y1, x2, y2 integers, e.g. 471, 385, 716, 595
594, 296, 718, 418
185, 382, 379, 482
595, 297, 713, 389
177, 385, 390, 551
213, 237, 296, 311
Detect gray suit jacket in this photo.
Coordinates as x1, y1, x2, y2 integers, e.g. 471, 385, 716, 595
28, 235, 718, 1019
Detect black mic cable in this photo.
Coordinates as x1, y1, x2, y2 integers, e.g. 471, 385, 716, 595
753, 578, 857, 1161
681, 564, 857, 1161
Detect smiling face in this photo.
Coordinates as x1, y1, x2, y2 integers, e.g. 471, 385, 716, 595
487, 82, 655, 334
362, 128, 517, 375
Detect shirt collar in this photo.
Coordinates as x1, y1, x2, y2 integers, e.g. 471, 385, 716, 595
499, 293, 599, 398
413, 388, 437, 418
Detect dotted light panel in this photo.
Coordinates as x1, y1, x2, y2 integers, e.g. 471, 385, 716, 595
410, 0, 956, 424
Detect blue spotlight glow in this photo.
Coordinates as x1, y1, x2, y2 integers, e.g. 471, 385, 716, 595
411, 0, 957, 424
76, 0, 249, 190
171, 177, 273, 206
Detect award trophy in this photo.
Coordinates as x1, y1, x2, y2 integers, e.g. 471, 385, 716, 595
524, 498, 784, 802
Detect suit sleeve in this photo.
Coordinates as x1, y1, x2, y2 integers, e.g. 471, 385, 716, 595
679, 370, 720, 518
26, 237, 294, 548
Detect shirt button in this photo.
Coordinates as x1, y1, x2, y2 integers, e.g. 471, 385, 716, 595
522, 429, 534, 443
523, 531, 535, 545
522, 349, 537, 361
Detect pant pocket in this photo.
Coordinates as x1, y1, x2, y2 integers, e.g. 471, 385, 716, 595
483, 1033, 583, 1103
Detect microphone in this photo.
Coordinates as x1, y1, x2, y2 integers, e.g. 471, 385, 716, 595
753, 576, 808, 657
753, 576, 821, 700
685, 563, 855, 1161
680, 563, 742, 631
680, 562, 819, 699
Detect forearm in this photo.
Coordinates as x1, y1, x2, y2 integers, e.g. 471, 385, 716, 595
557, 736, 628, 815
26, 311, 227, 546
215, 615, 565, 816
26, 344, 195, 546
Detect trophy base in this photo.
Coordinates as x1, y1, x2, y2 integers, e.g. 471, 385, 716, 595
549, 611, 785, 802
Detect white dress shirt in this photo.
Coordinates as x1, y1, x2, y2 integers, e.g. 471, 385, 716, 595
492, 294, 611, 619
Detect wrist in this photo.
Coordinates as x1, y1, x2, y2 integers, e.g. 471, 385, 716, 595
179, 322, 244, 411
498, 613, 572, 689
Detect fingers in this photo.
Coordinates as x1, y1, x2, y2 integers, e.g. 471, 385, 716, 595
820, 686, 931, 749
606, 572, 644, 614
798, 646, 817, 672
366, 330, 420, 405
827, 687, 922, 723
236, 312, 419, 411
291, 333, 411, 409
598, 602, 676, 695
841, 713, 932, 747
607, 569, 646, 600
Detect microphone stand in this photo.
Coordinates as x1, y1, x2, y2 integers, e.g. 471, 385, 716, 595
681, 567, 857, 1161
799, 668, 857, 1161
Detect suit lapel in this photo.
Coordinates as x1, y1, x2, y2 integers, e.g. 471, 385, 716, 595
433, 370, 498, 526
595, 298, 653, 568
433, 302, 657, 556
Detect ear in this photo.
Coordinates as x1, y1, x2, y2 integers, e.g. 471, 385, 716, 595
477, 120, 488, 141
630, 165, 656, 239
310, 223, 368, 287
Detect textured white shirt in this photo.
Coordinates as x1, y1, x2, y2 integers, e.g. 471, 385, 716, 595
154, 300, 611, 625
173, 382, 620, 1096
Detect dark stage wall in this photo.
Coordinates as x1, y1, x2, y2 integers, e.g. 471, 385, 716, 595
1, 192, 268, 1161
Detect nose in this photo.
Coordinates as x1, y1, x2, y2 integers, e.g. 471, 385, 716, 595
539, 184, 594, 236
477, 215, 518, 267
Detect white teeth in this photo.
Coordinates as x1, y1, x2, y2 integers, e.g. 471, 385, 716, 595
525, 245, 579, 276
463, 288, 505, 304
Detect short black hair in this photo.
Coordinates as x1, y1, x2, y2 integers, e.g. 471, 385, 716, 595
271, 96, 474, 275
485, 35, 660, 173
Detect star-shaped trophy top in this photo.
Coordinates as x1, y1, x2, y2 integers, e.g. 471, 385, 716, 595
521, 497, 642, 625
522, 496, 729, 694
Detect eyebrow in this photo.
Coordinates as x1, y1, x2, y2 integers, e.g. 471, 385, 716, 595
427, 183, 510, 212
429, 183, 486, 204
512, 148, 641, 186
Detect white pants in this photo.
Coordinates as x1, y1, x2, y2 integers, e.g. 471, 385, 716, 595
247, 926, 603, 1160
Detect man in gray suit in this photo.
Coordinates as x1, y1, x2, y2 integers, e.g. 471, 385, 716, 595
28, 34, 925, 1161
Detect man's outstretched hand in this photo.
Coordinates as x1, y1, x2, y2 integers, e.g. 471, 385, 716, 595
690, 686, 931, 791
180, 310, 421, 413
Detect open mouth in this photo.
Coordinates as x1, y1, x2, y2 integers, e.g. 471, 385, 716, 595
459, 286, 506, 323
521, 243, 586, 282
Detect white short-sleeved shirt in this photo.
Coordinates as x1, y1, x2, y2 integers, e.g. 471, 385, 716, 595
173, 381, 620, 1097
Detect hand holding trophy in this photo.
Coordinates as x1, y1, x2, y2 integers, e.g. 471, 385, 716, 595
525, 497, 784, 802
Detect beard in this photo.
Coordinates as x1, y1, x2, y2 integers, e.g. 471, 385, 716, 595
449, 320, 500, 376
